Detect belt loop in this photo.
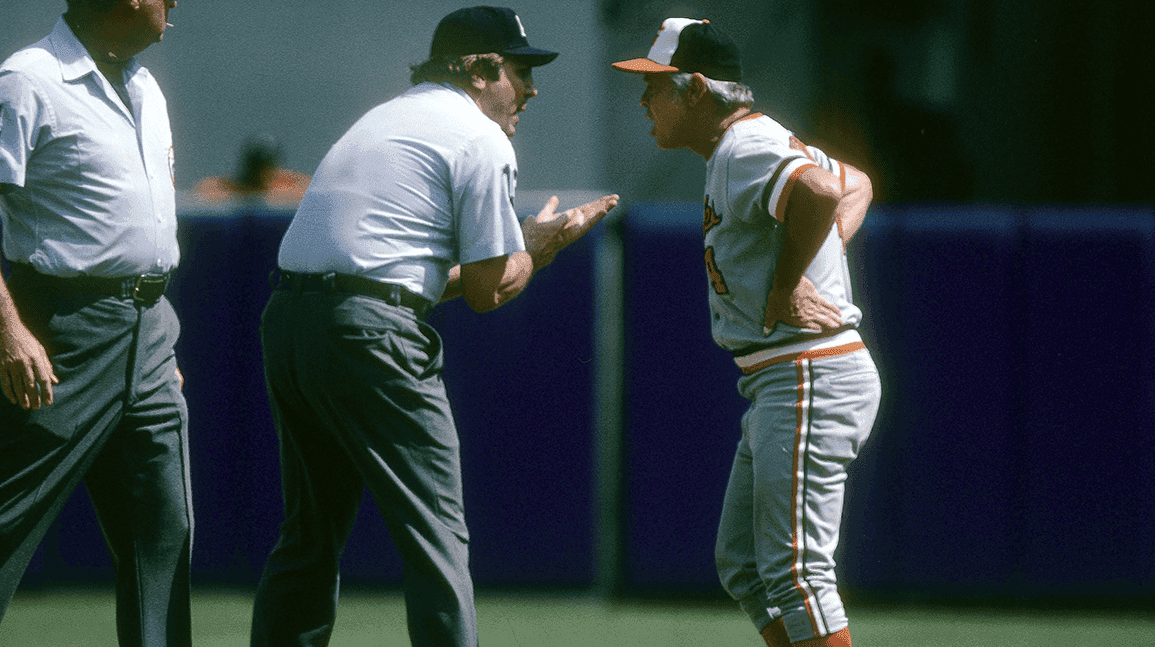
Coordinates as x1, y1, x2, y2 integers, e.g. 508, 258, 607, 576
122, 276, 137, 300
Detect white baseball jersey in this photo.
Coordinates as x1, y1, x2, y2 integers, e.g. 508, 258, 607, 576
702, 112, 862, 370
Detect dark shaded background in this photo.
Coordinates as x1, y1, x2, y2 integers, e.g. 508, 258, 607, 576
603, 0, 1155, 205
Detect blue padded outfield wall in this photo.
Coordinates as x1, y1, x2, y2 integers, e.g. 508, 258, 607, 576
18, 201, 1155, 607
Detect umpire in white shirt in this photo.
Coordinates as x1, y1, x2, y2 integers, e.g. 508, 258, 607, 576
0, 1, 190, 645
250, 6, 617, 647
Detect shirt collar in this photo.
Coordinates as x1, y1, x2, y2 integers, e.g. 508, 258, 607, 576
438, 82, 476, 106
50, 16, 141, 83
707, 111, 763, 161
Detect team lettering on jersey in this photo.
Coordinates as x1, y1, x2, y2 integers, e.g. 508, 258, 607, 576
703, 195, 722, 236
702, 196, 729, 294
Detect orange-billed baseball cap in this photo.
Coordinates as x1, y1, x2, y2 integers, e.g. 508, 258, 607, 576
612, 18, 741, 82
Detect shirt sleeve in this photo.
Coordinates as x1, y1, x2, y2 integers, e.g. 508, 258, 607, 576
453, 129, 526, 266
0, 70, 47, 188
797, 140, 842, 181
724, 134, 814, 225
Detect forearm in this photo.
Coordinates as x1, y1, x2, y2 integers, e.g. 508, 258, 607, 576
0, 269, 58, 409
460, 251, 534, 313
834, 164, 873, 244
773, 169, 839, 291
0, 273, 26, 336
763, 168, 844, 333
440, 265, 463, 303
490, 251, 534, 308
773, 232, 827, 292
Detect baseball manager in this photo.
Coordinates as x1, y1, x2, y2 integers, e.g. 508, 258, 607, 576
614, 17, 881, 647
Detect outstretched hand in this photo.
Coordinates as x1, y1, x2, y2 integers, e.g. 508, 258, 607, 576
764, 276, 843, 334
522, 194, 620, 269
0, 320, 58, 410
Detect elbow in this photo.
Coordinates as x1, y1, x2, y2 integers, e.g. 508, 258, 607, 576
466, 282, 526, 313
792, 167, 842, 226
844, 166, 873, 203
460, 252, 533, 313
464, 293, 501, 313
462, 282, 511, 312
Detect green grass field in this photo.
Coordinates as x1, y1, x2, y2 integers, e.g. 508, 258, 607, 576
1, 588, 1151, 646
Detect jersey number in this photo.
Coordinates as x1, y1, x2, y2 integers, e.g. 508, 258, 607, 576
705, 246, 729, 295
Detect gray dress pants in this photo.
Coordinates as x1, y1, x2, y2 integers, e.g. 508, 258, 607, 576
251, 287, 475, 647
0, 276, 193, 647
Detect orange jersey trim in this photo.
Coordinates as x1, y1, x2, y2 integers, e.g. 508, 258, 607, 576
739, 341, 866, 376
789, 135, 816, 161
706, 112, 765, 159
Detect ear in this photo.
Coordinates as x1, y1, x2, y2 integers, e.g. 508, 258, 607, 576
455, 72, 486, 103
469, 72, 488, 93
465, 57, 493, 92
686, 73, 711, 106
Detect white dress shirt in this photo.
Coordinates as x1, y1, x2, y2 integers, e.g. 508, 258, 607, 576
0, 17, 178, 277
277, 82, 525, 303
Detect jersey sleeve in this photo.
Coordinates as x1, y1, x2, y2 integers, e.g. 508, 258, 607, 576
0, 70, 47, 188
452, 130, 526, 266
793, 138, 844, 189
724, 135, 815, 225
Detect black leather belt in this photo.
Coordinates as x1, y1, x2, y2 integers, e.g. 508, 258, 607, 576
10, 264, 170, 307
272, 269, 432, 317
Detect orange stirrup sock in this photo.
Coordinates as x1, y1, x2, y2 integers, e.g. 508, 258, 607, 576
792, 627, 851, 646
759, 619, 790, 647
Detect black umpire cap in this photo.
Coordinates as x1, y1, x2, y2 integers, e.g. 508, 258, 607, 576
430, 6, 559, 67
